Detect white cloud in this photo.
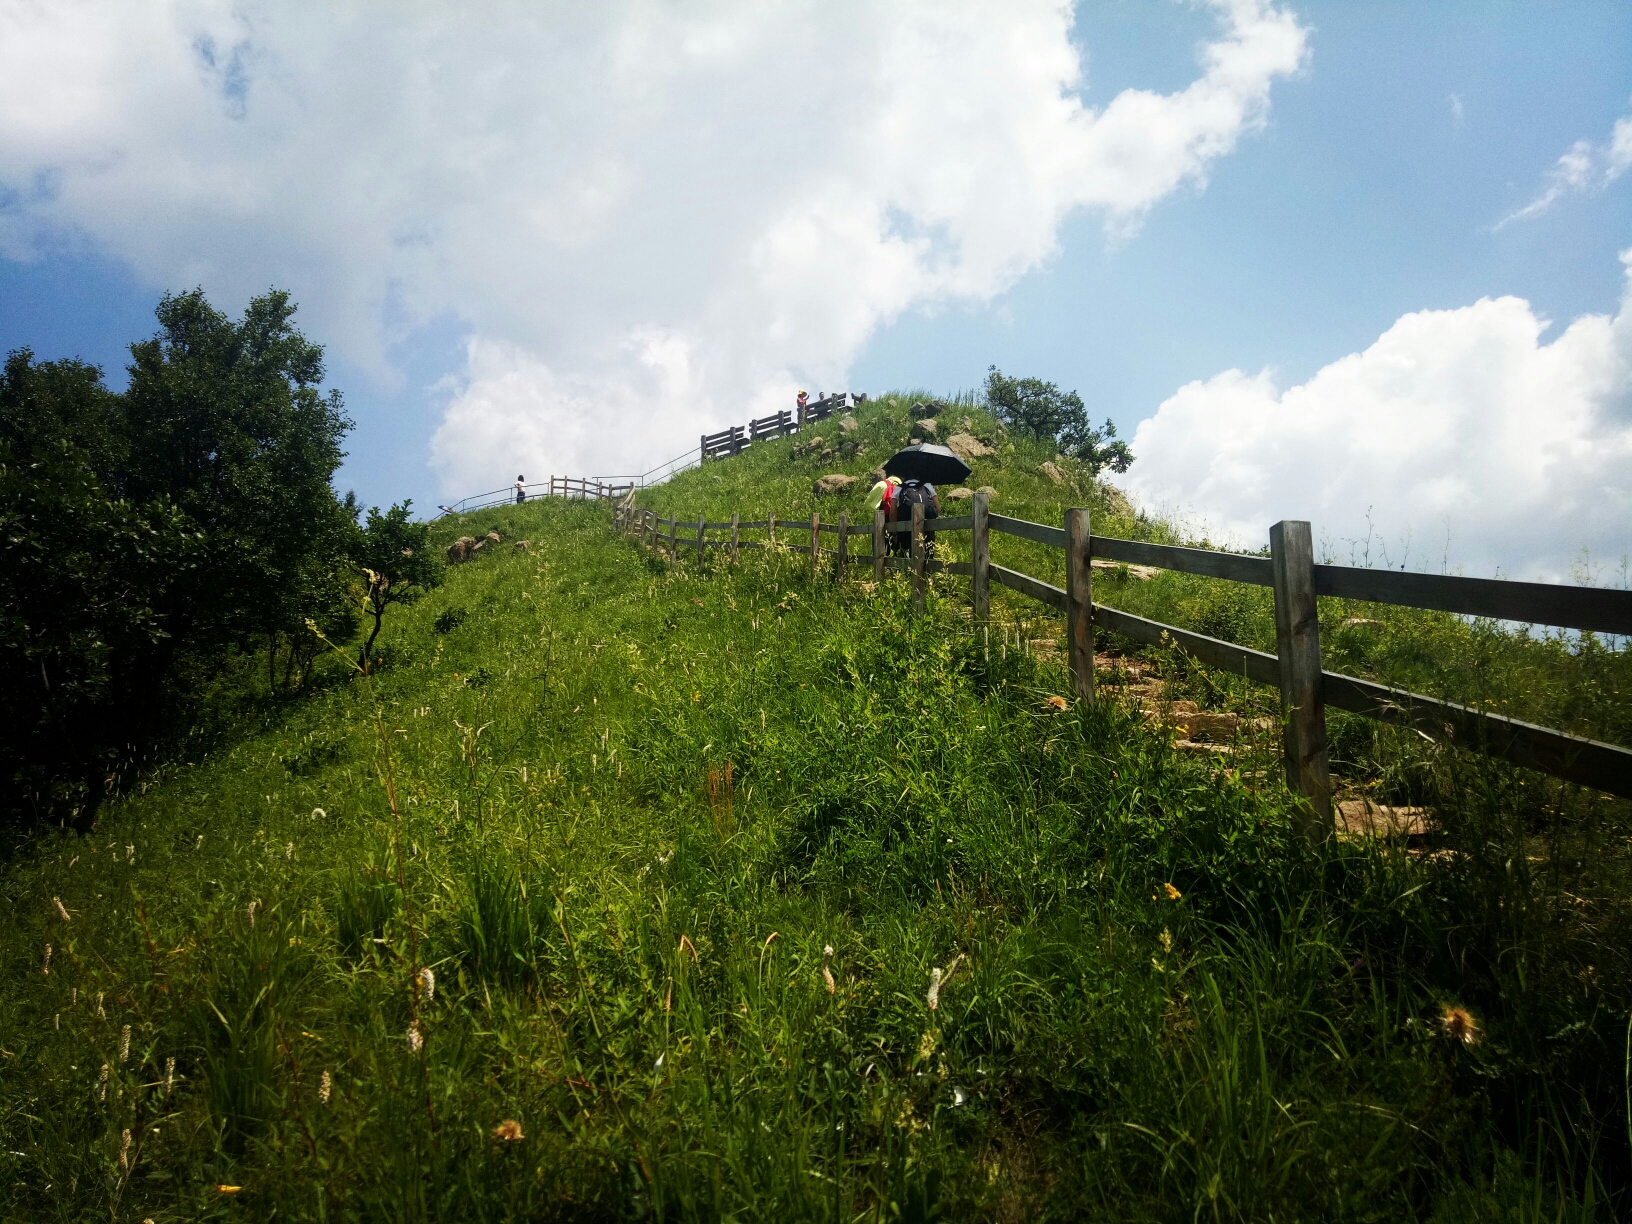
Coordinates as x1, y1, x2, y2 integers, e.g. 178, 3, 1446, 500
1115, 250, 1632, 582
1495, 109, 1632, 229
0, 0, 1306, 492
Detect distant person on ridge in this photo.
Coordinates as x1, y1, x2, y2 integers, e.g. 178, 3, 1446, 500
514, 475, 526, 505
796, 389, 808, 424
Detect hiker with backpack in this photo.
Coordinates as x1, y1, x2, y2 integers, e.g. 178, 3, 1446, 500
875, 443, 968, 558
868, 473, 940, 557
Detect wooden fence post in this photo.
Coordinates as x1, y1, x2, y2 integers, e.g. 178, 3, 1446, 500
911, 502, 926, 615
1270, 519, 1332, 840
873, 508, 886, 582
668, 515, 678, 564
972, 491, 990, 622
730, 513, 739, 565
697, 514, 706, 565
1066, 506, 1094, 705
836, 513, 849, 580
810, 512, 820, 582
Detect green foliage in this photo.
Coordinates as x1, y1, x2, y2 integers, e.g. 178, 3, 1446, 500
985, 364, 1133, 474
353, 500, 440, 672
0, 486, 1623, 1220
0, 391, 1625, 1219
0, 291, 364, 829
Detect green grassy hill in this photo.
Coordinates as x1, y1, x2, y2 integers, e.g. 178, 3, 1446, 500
1, 393, 1628, 1221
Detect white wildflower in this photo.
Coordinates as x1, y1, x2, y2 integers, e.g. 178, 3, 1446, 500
119, 1128, 132, 1170
97, 1063, 109, 1101
96, 991, 105, 1019
119, 1025, 131, 1063
406, 1020, 424, 1054
163, 1057, 175, 1097
822, 945, 836, 996
417, 967, 435, 1002
319, 1069, 332, 1104
41, 943, 51, 975
53, 896, 71, 922
246, 900, 257, 929
927, 953, 964, 1011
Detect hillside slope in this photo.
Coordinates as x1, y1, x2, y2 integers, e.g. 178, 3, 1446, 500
0, 413, 1627, 1220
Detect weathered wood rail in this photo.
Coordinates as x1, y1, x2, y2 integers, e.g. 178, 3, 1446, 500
615, 494, 1632, 824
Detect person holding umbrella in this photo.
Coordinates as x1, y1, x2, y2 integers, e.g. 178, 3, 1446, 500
875, 443, 971, 557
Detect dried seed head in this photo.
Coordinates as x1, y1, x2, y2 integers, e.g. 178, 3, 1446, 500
97, 1063, 109, 1101
119, 1025, 131, 1063
927, 967, 944, 1011
1439, 1005, 1480, 1046
491, 1119, 525, 1142
406, 1019, 424, 1054
822, 945, 836, 995
246, 900, 257, 929
96, 991, 105, 1019
41, 943, 51, 975
319, 1069, 332, 1104
53, 896, 71, 923
163, 1057, 175, 1097
417, 967, 435, 1002
119, 1128, 132, 1169
1045, 695, 1068, 711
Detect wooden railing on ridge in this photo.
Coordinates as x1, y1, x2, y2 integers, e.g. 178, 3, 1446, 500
614, 493, 1632, 833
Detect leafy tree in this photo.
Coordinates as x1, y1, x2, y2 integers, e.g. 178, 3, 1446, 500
984, 365, 1133, 476
1, 289, 363, 830
352, 501, 440, 673
0, 356, 198, 829
123, 288, 355, 661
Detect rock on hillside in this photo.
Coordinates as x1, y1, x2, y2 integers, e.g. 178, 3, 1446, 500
814, 474, 858, 497
945, 433, 996, 463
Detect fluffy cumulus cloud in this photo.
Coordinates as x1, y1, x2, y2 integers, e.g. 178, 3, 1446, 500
1116, 251, 1632, 582
0, 0, 1306, 492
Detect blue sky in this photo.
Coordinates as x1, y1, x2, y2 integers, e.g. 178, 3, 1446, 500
2, 1, 1628, 577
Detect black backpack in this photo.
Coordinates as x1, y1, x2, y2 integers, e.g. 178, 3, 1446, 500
890, 480, 938, 554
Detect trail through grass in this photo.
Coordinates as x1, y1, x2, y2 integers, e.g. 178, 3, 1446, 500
1, 400, 1629, 1221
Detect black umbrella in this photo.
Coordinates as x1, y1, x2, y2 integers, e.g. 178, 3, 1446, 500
882, 444, 971, 486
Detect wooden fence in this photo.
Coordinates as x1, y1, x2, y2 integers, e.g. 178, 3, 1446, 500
614, 494, 1632, 828
701, 426, 748, 460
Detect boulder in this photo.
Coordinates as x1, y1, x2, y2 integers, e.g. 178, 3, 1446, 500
911, 399, 944, 417
976, 486, 997, 497
1096, 483, 1133, 518
446, 536, 477, 563
514, 540, 532, 553
814, 473, 858, 497
944, 433, 996, 462
910, 417, 939, 441
1038, 460, 1070, 486
946, 487, 973, 501
838, 415, 860, 433
485, 530, 502, 544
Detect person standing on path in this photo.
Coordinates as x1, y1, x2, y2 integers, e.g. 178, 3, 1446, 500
514, 475, 526, 505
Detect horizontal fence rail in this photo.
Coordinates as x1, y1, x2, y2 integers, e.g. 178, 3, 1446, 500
612, 492, 1630, 815
440, 391, 880, 514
